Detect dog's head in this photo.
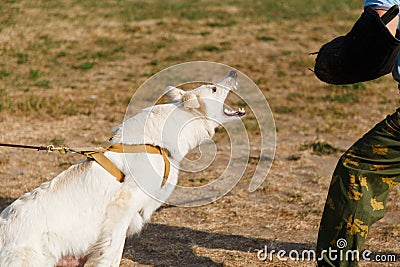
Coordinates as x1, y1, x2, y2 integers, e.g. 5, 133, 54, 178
164, 71, 245, 126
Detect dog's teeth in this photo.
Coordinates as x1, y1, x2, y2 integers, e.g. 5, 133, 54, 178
224, 108, 233, 115
225, 107, 245, 116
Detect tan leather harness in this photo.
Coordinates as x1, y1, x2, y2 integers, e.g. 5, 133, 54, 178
85, 143, 170, 183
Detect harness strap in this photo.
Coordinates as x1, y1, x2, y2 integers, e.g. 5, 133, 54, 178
90, 152, 125, 182
86, 144, 170, 184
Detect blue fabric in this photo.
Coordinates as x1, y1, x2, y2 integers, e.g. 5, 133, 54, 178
365, 0, 400, 9
364, 0, 400, 84
364, 0, 400, 29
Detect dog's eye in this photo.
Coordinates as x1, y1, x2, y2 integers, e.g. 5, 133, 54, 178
211, 86, 217, 93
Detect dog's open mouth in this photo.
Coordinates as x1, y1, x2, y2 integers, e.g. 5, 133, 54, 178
217, 70, 245, 118
224, 107, 246, 117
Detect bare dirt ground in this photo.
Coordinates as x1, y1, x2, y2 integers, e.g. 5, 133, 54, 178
0, 1, 399, 266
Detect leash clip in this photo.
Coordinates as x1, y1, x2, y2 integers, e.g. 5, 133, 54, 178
45, 145, 68, 154
46, 145, 55, 153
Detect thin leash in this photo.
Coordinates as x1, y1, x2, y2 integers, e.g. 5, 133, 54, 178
0, 141, 170, 184
0, 142, 105, 155
0, 143, 65, 153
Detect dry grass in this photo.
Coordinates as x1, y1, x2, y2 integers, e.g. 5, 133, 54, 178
0, 0, 399, 266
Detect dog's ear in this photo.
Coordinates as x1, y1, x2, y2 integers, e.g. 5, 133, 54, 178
164, 86, 184, 102
182, 92, 200, 109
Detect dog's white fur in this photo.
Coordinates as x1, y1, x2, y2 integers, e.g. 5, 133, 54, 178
0, 71, 241, 266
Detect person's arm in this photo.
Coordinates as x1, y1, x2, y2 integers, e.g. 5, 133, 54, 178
364, 0, 399, 35
376, 9, 398, 35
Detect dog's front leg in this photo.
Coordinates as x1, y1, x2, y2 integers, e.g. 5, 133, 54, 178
85, 187, 143, 267
85, 234, 126, 267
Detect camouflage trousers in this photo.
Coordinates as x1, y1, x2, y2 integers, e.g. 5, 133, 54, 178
317, 109, 400, 267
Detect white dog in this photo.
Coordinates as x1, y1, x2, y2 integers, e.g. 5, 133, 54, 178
0, 71, 244, 267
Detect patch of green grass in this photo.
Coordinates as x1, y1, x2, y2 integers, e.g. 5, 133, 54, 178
323, 106, 350, 119
256, 36, 276, 42
17, 96, 47, 111
199, 177, 208, 183
323, 93, 359, 104
329, 83, 366, 90
59, 162, 70, 167
6, 0, 361, 33
268, 54, 279, 62
201, 45, 223, 52
300, 140, 339, 155
93, 51, 108, 59
275, 106, 294, 114
111, 45, 125, 53
74, 0, 351, 25
16, 53, 28, 64
206, 20, 237, 27
149, 60, 158, 66
276, 70, 287, 77
77, 45, 125, 61
29, 69, 40, 80
57, 51, 68, 57
35, 80, 51, 88
241, 0, 359, 22
0, 70, 12, 78
204, 45, 221, 52
73, 62, 95, 70
103, 1, 234, 22
148, 42, 166, 52
220, 41, 231, 49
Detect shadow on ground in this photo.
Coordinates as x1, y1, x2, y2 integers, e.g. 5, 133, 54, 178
124, 223, 400, 266
124, 223, 314, 266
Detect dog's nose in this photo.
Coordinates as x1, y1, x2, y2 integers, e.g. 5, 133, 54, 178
228, 70, 237, 79
217, 70, 238, 90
